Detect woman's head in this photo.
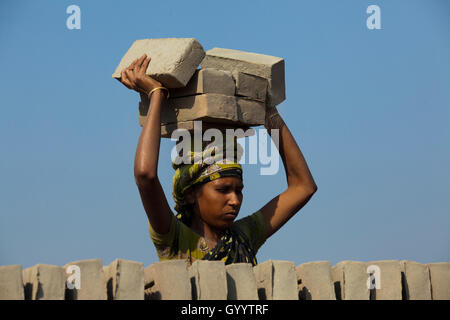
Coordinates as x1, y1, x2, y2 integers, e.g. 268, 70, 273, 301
185, 176, 244, 230
173, 162, 244, 227
172, 136, 244, 227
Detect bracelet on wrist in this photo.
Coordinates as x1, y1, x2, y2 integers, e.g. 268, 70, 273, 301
147, 87, 170, 100
264, 110, 285, 129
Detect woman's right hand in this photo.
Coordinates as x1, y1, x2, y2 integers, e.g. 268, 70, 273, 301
119, 54, 163, 97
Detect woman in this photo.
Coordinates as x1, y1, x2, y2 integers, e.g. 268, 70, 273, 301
119, 54, 317, 266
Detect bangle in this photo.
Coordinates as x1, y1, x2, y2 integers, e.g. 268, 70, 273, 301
267, 111, 280, 120
264, 109, 285, 129
147, 87, 170, 100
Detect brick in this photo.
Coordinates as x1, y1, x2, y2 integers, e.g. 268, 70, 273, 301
189, 260, 227, 300
236, 97, 266, 125
157, 121, 255, 139
139, 94, 265, 133
64, 259, 107, 300
253, 260, 273, 300
366, 260, 402, 300
163, 94, 239, 124
0, 265, 24, 300
253, 260, 298, 300
102, 265, 110, 298
201, 47, 285, 106
22, 264, 65, 300
138, 95, 257, 137
233, 72, 268, 102
171, 68, 236, 98
427, 262, 450, 300
296, 261, 336, 300
144, 260, 191, 300
225, 263, 258, 300
400, 260, 431, 300
112, 38, 205, 88
104, 259, 144, 300
272, 260, 298, 300
332, 261, 369, 300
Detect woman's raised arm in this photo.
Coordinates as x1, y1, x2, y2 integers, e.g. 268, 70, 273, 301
119, 54, 174, 235
258, 107, 318, 239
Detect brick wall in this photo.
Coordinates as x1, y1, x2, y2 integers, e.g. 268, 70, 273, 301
1, 259, 449, 300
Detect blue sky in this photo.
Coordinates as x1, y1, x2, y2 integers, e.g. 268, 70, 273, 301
1, 0, 449, 269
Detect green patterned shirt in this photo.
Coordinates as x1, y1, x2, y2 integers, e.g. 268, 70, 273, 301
148, 210, 267, 266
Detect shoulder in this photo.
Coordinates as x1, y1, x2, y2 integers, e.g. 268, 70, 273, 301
148, 214, 209, 259
148, 214, 198, 245
232, 210, 267, 252
148, 214, 178, 246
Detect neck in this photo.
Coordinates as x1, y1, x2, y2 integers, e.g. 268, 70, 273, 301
190, 214, 224, 245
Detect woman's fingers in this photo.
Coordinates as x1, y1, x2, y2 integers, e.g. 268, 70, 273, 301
140, 56, 151, 75
124, 69, 136, 87
135, 54, 147, 72
120, 54, 157, 94
120, 70, 133, 89
129, 58, 139, 71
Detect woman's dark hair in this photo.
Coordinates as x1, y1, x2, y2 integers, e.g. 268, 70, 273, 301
180, 182, 204, 227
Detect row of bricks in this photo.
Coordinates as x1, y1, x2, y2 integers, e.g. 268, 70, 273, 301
138, 92, 267, 138
137, 63, 285, 137
170, 68, 269, 102
1, 259, 449, 300
138, 68, 273, 132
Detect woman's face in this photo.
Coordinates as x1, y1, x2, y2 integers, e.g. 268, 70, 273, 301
191, 176, 244, 230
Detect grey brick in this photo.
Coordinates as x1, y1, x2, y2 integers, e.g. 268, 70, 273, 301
0, 265, 24, 300
139, 94, 265, 133
158, 120, 255, 139
427, 262, 450, 300
225, 263, 258, 300
144, 260, 191, 300
236, 97, 266, 125
171, 68, 236, 98
400, 260, 431, 300
22, 264, 65, 300
189, 260, 227, 300
233, 72, 268, 102
201, 47, 285, 106
162, 94, 239, 124
296, 261, 336, 300
64, 259, 107, 300
105, 259, 144, 300
112, 38, 205, 88
366, 260, 402, 300
332, 261, 369, 300
254, 260, 298, 300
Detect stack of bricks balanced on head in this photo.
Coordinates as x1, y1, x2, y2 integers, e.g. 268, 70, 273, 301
1, 259, 449, 300
111, 38, 285, 138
